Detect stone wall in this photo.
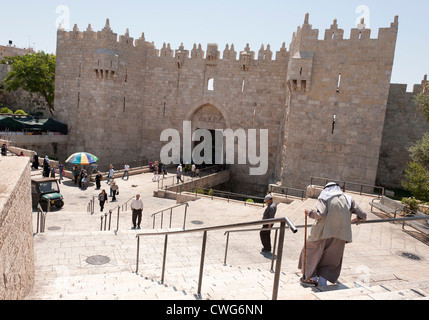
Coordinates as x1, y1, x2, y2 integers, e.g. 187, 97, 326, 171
280, 16, 398, 189
53, 15, 401, 193
53, 20, 289, 192
0, 157, 35, 299
0, 135, 69, 161
377, 82, 429, 189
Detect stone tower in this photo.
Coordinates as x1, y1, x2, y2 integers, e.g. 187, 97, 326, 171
280, 15, 399, 189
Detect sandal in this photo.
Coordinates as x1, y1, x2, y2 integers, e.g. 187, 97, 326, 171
300, 277, 318, 287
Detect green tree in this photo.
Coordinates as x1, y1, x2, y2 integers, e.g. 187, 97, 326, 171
408, 132, 429, 168
402, 162, 429, 202
402, 83, 429, 203
1, 51, 55, 115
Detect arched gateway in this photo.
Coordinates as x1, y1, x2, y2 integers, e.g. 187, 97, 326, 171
185, 102, 230, 165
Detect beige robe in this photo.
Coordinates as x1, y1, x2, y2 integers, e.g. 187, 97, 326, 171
298, 194, 367, 283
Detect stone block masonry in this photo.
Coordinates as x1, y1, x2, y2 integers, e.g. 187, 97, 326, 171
52, 14, 416, 193
0, 157, 35, 299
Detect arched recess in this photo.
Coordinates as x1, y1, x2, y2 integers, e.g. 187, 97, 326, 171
185, 99, 231, 132
184, 100, 231, 165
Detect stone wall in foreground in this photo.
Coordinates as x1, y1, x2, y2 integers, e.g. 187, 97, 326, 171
0, 157, 35, 299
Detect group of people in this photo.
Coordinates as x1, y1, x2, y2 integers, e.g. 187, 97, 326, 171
72, 165, 89, 189
175, 163, 199, 184
150, 161, 167, 182
97, 182, 120, 211
260, 182, 367, 287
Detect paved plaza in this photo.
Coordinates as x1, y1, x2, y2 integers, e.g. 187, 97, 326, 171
26, 168, 429, 300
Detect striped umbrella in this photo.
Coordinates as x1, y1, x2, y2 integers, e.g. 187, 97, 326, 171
66, 152, 99, 165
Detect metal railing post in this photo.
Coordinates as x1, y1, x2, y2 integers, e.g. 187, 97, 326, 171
161, 234, 168, 283
271, 229, 279, 272
104, 213, 108, 231
136, 236, 140, 273
198, 231, 208, 295
183, 204, 188, 230
161, 211, 164, 229
272, 221, 286, 300
100, 215, 104, 231
108, 209, 113, 231
36, 210, 40, 234
224, 232, 230, 265
116, 206, 120, 231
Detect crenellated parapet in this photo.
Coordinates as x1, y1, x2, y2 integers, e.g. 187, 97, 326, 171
57, 14, 399, 66
57, 18, 286, 65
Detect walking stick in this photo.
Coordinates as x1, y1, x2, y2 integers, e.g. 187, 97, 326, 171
303, 212, 308, 279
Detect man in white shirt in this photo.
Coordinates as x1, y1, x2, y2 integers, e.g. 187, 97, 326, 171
131, 194, 144, 230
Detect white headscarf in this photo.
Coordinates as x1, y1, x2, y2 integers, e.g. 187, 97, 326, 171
319, 182, 352, 209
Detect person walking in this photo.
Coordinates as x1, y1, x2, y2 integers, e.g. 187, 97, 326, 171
161, 163, 167, 177
32, 153, 39, 170
73, 165, 79, 184
50, 166, 56, 178
152, 168, 160, 182
43, 156, 50, 177
107, 165, 114, 184
122, 163, 130, 180
176, 164, 183, 184
260, 194, 277, 253
298, 182, 367, 287
111, 181, 118, 202
191, 163, 196, 177
1, 143, 7, 156
58, 163, 64, 182
95, 171, 102, 190
131, 194, 144, 230
98, 189, 108, 212
109, 178, 115, 197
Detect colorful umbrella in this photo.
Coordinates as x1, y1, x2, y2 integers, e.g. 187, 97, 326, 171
66, 152, 99, 165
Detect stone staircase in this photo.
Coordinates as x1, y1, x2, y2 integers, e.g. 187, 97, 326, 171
26, 190, 429, 300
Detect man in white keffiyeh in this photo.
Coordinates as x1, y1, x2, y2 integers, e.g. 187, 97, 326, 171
298, 182, 367, 287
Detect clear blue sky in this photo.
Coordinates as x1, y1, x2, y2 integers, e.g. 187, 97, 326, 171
0, 0, 427, 89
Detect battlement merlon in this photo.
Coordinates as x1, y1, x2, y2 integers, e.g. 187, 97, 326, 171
291, 13, 399, 52
56, 15, 399, 61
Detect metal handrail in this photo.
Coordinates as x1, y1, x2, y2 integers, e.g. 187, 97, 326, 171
135, 216, 297, 300
224, 226, 283, 272
35, 204, 47, 234
189, 187, 266, 207
158, 165, 226, 190
150, 202, 189, 229
222, 215, 429, 283
99, 196, 137, 232
292, 216, 429, 229
309, 176, 385, 197
268, 184, 306, 200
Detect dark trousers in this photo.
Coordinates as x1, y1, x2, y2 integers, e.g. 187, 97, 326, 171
132, 209, 142, 228
260, 225, 272, 251
100, 201, 105, 212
